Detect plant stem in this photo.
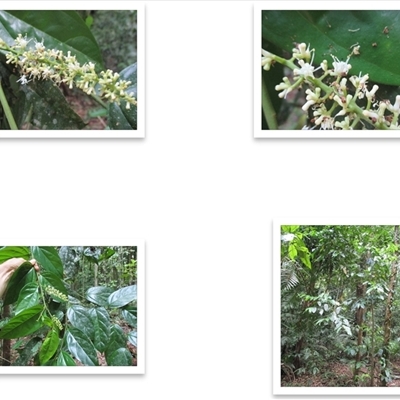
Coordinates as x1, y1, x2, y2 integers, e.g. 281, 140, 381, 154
0, 79, 18, 130
262, 74, 278, 130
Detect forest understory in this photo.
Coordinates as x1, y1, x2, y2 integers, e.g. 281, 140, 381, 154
280, 225, 400, 388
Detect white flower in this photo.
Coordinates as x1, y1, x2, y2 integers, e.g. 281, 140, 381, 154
334, 116, 352, 130
34, 38, 45, 52
313, 104, 334, 129
331, 56, 352, 76
261, 48, 273, 71
14, 33, 31, 50
292, 43, 312, 61
16, 74, 32, 85
350, 73, 369, 90
294, 59, 316, 78
387, 95, 400, 113
281, 233, 295, 242
333, 94, 353, 116
363, 109, 379, 121
320, 60, 328, 72
320, 116, 335, 130
302, 87, 321, 111
275, 77, 292, 99
365, 84, 379, 101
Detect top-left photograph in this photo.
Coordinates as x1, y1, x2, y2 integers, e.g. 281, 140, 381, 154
0, 9, 144, 137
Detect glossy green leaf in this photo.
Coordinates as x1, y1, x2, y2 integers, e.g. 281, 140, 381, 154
39, 328, 59, 364
14, 282, 40, 314
13, 336, 42, 366
56, 351, 76, 366
0, 305, 43, 339
67, 305, 95, 340
262, 10, 400, 85
3, 261, 35, 306
107, 347, 133, 366
66, 327, 99, 366
0, 11, 103, 68
122, 309, 137, 328
105, 324, 127, 364
108, 63, 137, 130
89, 307, 110, 353
0, 246, 30, 263
31, 246, 67, 295
128, 330, 137, 347
86, 286, 114, 307
108, 285, 137, 308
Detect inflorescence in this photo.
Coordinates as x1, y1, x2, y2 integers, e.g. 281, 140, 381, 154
0, 34, 137, 109
262, 43, 400, 130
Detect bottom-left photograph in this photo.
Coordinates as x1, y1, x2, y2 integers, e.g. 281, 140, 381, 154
0, 245, 143, 372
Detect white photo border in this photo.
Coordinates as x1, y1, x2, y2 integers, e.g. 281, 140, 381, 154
255, 3, 400, 138
0, 1, 145, 138
0, 239, 145, 374
274, 218, 400, 395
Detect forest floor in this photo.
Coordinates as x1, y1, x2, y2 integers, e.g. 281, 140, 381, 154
282, 360, 400, 387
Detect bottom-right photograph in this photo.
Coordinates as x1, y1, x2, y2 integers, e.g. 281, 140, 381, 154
274, 222, 400, 395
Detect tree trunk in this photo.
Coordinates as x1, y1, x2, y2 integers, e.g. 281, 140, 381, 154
380, 225, 399, 386
353, 281, 366, 382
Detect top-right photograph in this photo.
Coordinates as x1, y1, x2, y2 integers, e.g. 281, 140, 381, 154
260, 10, 400, 135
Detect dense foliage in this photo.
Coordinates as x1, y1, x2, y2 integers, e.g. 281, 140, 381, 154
281, 225, 400, 386
0, 246, 137, 366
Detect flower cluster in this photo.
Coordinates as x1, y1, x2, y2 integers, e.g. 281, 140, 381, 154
262, 42, 400, 130
45, 285, 68, 302
1, 34, 137, 109
51, 315, 64, 331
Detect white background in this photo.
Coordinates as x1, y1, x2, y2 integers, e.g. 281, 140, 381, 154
1, 1, 397, 399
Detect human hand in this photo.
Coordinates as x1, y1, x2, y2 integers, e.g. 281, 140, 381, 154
0, 258, 39, 298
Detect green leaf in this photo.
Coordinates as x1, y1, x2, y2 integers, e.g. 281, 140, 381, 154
288, 244, 297, 260
121, 309, 137, 328
108, 63, 137, 130
3, 261, 35, 306
31, 246, 67, 295
89, 307, 110, 353
105, 324, 127, 365
128, 330, 137, 347
14, 282, 40, 314
108, 285, 137, 308
0, 246, 30, 263
98, 247, 116, 262
262, 10, 400, 85
107, 347, 133, 366
0, 305, 43, 339
39, 329, 59, 365
56, 351, 76, 366
0, 11, 103, 68
66, 327, 99, 366
67, 305, 95, 340
86, 286, 114, 307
